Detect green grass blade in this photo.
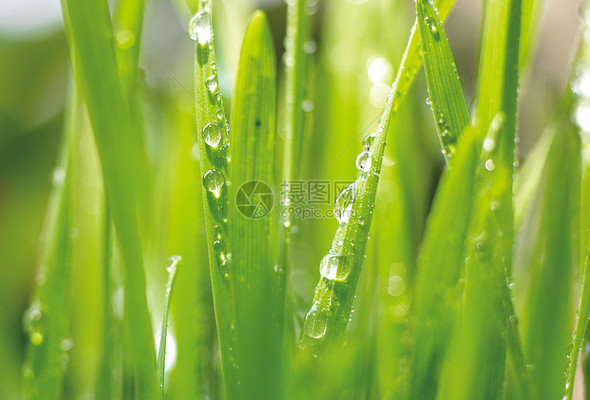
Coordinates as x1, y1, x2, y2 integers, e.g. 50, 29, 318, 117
22, 87, 75, 400
157, 256, 181, 399
416, 0, 469, 162
283, 0, 310, 183
300, 0, 457, 356
61, 1, 158, 397
191, 2, 237, 397
437, 115, 511, 400
406, 126, 478, 399
228, 11, 281, 398
517, 127, 580, 400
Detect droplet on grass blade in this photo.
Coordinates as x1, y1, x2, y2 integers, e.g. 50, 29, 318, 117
363, 133, 376, 151
203, 169, 225, 197
319, 251, 350, 282
189, 10, 212, 46
303, 302, 328, 339
356, 151, 373, 172
334, 183, 356, 224
202, 122, 223, 148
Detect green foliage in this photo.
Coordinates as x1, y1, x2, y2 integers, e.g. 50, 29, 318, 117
6, 0, 590, 399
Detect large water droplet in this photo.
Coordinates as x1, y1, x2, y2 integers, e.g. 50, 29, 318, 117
189, 10, 212, 46
356, 151, 373, 172
319, 251, 350, 282
202, 122, 223, 148
303, 302, 328, 339
334, 183, 356, 224
203, 169, 225, 198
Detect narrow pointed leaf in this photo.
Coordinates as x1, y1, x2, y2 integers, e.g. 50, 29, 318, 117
416, 0, 469, 162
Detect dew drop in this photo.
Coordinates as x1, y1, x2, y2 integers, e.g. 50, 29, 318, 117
484, 159, 495, 171
60, 338, 74, 352
303, 40, 317, 54
356, 151, 373, 172
302, 99, 314, 112
216, 109, 224, 120
52, 167, 66, 187
334, 183, 356, 224
363, 133, 377, 151
424, 17, 440, 40
483, 137, 496, 152
203, 169, 225, 197
205, 75, 218, 95
303, 302, 328, 339
116, 29, 135, 49
202, 122, 223, 148
189, 10, 212, 46
319, 251, 350, 282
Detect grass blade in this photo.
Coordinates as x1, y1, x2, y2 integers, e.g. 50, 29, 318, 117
517, 126, 580, 400
157, 256, 181, 398
300, 0, 457, 356
61, 1, 158, 397
406, 126, 478, 399
228, 11, 281, 398
22, 87, 75, 400
191, 2, 238, 397
416, 0, 469, 162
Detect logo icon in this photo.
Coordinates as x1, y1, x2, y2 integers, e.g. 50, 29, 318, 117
235, 180, 274, 219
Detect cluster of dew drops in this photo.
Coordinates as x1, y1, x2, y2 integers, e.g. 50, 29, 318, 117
302, 130, 380, 342
189, 4, 233, 270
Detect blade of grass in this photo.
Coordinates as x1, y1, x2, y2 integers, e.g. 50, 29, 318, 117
518, 126, 580, 400
300, 0, 457, 356
416, 0, 469, 162
406, 125, 477, 400
437, 115, 513, 400
228, 11, 281, 399
191, 2, 238, 397
157, 256, 181, 398
61, 1, 158, 397
22, 86, 75, 400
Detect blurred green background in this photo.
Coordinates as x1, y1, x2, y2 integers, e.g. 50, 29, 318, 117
0, 0, 582, 398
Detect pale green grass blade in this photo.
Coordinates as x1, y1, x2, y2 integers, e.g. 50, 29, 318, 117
406, 126, 478, 400
157, 256, 181, 399
300, 0, 457, 355
22, 87, 75, 400
416, 0, 469, 161
437, 116, 511, 400
191, 2, 237, 397
228, 11, 281, 399
61, 1, 158, 397
517, 127, 580, 400
283, 0, 310, 183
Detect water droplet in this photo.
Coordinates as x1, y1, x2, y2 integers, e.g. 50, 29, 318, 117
23, 301, 45, 346
356, 151, 373, 172
205, 75, 217, 95
303, 40, 317, 54
189, 10, 212, 46
52, 167, 65, 187
202, 122, 223, 148
334, 183, 356, 224
388, 276, 406, 296
302, 99, 314, 112
166, 255, 182, 274
60, 338, 73, 351
483, 137, 496, 152
116, 29, 135, 49
319, 251, 350, 281
424, 16, 440, 40
363, 133, 377, 151
303, 302, 328, 339
425, 97, 432, 105
484, 159, 495, 171
216, 109, 224, 120
203, 169, 225, 197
